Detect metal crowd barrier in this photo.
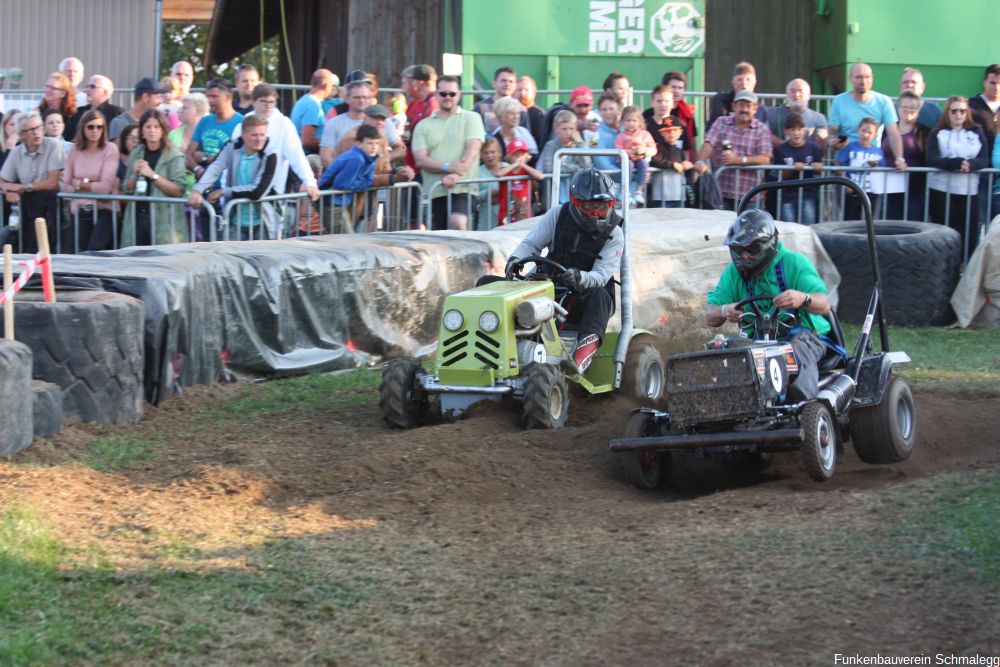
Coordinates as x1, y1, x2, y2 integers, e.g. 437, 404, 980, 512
219, 181, 424, 238
423, 172, 581, 231
42, 192, 218, 254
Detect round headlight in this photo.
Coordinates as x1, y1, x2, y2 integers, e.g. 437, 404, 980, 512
443, 309, 464, 331
479, 310, 500, 333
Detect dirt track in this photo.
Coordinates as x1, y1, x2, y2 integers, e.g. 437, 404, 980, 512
4, 382, 1000, 664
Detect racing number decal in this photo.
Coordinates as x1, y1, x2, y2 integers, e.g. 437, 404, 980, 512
768, 358, 784, 393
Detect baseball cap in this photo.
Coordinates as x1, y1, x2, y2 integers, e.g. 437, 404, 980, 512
135, 77, 168, 96
570, 86, 593, 105
505, 139, 530, 156
363, 104, 391, 119
330, 73, 341, 86
344, 69, 372, 85
402, 64, 436, 82
733, 90, 759, 104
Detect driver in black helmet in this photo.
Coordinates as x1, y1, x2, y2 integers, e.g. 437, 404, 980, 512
706, 209, 832, 401
505, 168, 625, 373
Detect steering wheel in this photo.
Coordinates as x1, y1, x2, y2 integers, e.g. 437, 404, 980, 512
505, 255, 571, 285
732, 294, 799, 341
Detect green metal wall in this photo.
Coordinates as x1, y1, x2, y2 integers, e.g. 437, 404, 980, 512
812, 0, 998, 98
460, 0, 706, 107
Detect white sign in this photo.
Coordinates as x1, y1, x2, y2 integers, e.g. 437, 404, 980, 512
587, 1, 704, 57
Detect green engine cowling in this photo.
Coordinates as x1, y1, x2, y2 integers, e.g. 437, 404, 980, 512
435, 280, 563, 387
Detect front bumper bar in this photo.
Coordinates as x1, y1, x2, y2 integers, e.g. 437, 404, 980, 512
610, 428, 804, 452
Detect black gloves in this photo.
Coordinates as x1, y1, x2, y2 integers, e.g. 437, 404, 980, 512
505, 256, 520, 278
559, 268, 582, 290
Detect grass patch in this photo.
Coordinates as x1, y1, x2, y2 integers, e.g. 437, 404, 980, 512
85, 434, 159, 472
841, 323, 1000, 390
0, 507, 374, 665
209, 368, 380, 421
894, 473, 1000, 588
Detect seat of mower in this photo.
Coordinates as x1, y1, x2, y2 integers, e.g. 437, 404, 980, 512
818, 309, 849, 374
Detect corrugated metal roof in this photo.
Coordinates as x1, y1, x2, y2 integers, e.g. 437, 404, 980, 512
0, 0, 156, 110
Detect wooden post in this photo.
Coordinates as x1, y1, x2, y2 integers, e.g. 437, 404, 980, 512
34, 217, 56, 303
3, 244, 12, 340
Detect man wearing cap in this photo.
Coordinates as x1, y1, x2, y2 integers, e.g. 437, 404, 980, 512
401, 64, 438, 171
541, 86, 598, 149
412, 75, 485, 230
185, 78, 244, 177
109, 77, 166, 142
320, 79, 402, 169
695, 90, 773, 210
473, 66, 529, 135
331, 70, 377, 117
827, 63, 905, 170
707, 61, 768, 132
290, 69, 337, 154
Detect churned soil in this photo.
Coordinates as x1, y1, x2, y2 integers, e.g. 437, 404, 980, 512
2, 381, 999, 664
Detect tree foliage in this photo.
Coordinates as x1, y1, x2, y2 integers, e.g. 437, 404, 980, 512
160, 24, 279, 86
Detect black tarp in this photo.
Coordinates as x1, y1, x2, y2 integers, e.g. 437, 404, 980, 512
28, 234, 493, 404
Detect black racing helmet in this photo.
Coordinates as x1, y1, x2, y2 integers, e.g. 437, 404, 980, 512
568, 168, 619, 236
726, 209, 779, 278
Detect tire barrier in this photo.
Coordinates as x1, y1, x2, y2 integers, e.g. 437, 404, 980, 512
3, 290, 145, 425
0, 340, 34, 455
812, 221, 962, 326
31, 380, 65, 438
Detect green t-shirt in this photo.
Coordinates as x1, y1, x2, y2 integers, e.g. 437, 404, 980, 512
707, 242, 831, 337
411, 107, 485, 199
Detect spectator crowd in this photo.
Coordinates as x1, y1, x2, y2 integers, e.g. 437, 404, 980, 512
1, 56, 998, 257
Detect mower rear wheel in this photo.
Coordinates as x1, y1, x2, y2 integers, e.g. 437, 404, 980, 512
801, 402, 837, 481
851, 375, 916, 464
621, 411, 667, 490
522, 364, 569, 429
622, 340, 665, 403
379, 359, 431, 429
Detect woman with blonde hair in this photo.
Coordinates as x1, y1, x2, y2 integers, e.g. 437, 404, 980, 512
167, 92, 208, 153
491, 95, 537, 159
38, 71, 77, 140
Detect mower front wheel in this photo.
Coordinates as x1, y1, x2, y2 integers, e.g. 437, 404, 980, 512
620, 411, 667, 490
379, 359, 431, 429
800, 402, 837, 481
522, 364, 569, 429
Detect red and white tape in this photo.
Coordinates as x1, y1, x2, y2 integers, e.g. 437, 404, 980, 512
0, 254, 52, 306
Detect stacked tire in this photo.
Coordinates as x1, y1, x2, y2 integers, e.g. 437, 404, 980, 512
812, 221, 961, 326
2, 290, 145, 425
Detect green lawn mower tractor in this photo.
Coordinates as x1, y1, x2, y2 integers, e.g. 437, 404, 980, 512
380, 148, 664, 429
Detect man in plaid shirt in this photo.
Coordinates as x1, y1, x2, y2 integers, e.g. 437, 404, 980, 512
695, 90, 773, 209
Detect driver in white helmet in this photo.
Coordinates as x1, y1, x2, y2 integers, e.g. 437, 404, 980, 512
505, 168, 624, 372
706, 209, 831, 401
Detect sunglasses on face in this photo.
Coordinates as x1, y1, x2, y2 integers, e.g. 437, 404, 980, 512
85, 123, 105, 131
949, 108, 968, 114
21, 125, 43, 134
437, 91, 458, 97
